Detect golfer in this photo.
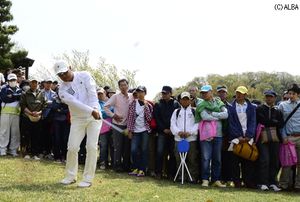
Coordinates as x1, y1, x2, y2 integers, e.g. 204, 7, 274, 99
54, 60, 102, 188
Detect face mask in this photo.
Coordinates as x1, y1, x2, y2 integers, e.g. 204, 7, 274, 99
8, 81, 17, 88
22, 85, 30, 92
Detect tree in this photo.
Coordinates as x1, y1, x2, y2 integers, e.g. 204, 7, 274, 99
32, 50, 138, 89
0, 0, 28, 70
171, 72, 300, 102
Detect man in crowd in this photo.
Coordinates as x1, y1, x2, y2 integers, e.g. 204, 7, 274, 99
154, 86, 180, 179
104, 79, 133, 172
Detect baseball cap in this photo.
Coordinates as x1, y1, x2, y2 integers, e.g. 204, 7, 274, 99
7, 73, 17, 81
181, 92, 191, 99
45, 78, 53, 83
200, 85, 212, 92
136, 85, 147, 93
288, 84, 300, 94
97, 87, 105, 94
264, 90, 277, 97
28, 76, 38, 82
216, 85, 227, 92
161, 86, 172, 93
107, 88, 116, 93
53, 60, 69, 75
236, 86, 248, 94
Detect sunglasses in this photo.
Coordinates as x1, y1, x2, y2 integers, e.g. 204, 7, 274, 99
57, 71, 68, 77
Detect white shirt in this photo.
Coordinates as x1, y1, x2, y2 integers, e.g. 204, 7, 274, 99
236, 102, 248, 136
59, 71, 100, 119
170, 106, 198, 142
134, 101, 147, 133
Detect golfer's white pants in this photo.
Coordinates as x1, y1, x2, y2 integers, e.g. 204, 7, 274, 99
0, 114, 20, 152
65, 117, 102, 183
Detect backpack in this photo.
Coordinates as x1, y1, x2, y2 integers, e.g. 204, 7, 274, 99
175, 108, 195, 119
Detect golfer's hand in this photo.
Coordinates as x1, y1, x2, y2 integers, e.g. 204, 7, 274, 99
113, 114, 123, 122
92, 110, 101, 120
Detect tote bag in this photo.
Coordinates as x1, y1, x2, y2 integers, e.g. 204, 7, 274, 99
199, 120, 217, 141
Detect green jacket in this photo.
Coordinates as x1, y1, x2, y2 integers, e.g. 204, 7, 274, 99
20, 89, 47, 117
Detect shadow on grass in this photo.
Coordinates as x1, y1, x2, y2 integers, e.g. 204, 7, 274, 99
0, 182, 78, 193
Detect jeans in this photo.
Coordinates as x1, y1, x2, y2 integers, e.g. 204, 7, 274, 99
99, 130, 114, 166
257, 142, 280, 185
52, 120, 70, 160
112, 124, 131, 171
131, 131, 149, 172
200, 137, 222, 182
148, 133, 157, 173
156, 132, 176, 177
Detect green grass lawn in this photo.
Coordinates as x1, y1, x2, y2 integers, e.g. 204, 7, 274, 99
0, 157, 299, 202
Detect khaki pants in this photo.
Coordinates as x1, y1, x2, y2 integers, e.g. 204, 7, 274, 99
0, 114, 20, 152
279, 136, 300, 189
64, 117, 102, 183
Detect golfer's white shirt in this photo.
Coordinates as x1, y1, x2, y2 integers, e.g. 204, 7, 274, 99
59, 71, 100, 119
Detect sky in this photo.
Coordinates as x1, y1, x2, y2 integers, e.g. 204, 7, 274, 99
10, 0, 300, 99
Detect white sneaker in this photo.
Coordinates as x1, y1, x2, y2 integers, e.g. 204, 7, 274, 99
33, 155, 40, 160
202, 180, 209, 187
24, 155, 31, 159
259, 185, 269, 191
0, 150, 7, 156
60, 178, 76, 185
9, 150, 18, 157
212, 180, 226, 188
269, 184, 281, 192
78, 181, 92, 188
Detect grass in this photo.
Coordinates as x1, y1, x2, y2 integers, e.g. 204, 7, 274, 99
0, 157, 300, 202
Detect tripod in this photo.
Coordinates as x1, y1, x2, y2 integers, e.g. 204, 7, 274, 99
173, 140, 193, 184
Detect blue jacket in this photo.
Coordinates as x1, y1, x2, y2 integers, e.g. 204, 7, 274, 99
227, 99, 257, 140
0, 84, 22, 103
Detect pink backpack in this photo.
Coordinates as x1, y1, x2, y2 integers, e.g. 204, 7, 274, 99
279, 142, 298, 167
199, 120, 217, 141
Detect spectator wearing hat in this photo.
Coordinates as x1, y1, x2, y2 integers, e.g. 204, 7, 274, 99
104, 79, 133, 172
41, 78, 57, 159
279, 84, 300, 191
188, 86, 202, 108
98, 87, 114, 170
51, 81, 59, 93
227, 86, 257, 188
171, 92, 199, 182
256, 90, 284, 191
216, 85, 233, 186
154, 86, 180, 179
195, 85, 228, 187
106, 88, 116, 98
0, 73, 22, 157
20, 78, 47, 160
127, 86, 153, 177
